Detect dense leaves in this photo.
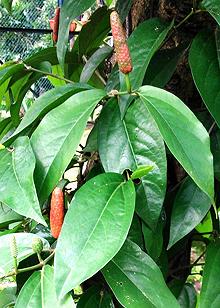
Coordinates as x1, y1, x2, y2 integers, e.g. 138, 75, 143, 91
0, 2, 219, 307
98, 98, 167, 228
31, 89, 105, 203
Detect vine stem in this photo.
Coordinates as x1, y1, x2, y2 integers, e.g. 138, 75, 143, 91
0, 251, 55, 280
125, 73, 131, 93
23, 63, 74, 84
174, 8, 194, 30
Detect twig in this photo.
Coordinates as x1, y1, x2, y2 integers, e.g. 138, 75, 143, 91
23, 63, 74, 84
0, 251, 55, 280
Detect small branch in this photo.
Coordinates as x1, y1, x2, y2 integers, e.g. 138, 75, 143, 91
208, 121, 216, 134
0, 251, 55, 280
174, 8, 194, 30
23, 63, 74, 84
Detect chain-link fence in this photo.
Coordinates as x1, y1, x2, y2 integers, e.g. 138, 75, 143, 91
0, 0, 57, 95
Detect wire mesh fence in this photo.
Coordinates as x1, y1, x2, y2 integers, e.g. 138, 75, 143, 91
0, 0, 57, 95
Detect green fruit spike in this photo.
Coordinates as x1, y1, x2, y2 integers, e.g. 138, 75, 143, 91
32, 237, 44, 254
10, 235, 18, 258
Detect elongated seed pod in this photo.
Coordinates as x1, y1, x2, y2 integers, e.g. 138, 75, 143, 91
110, 11, 132, 74
50, 187, 64, 239
52, 7, 60, 43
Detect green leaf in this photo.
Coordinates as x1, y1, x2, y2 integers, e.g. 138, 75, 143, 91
48, 65, 66, 87
138, 85, 214, 202
0, 203, 23, 228
77, 285, 115, 307
178, 283, 197, 308
189, 30, 220, 128
142, 220, 164, 261
15, 266, 75, 308
200, 239, 220, 308
104, 0, 113, 6
0, 63, 24, 87
115, 0, 133, 22
31, 89, 106, 203
0, 117, 13, 142
57, 0, 95, 70
215, 26, 220, 69
79, 7, 111, 57
128, 213, 144, 250
211, 129, 220, 181
0, 233, 49, 275
1, 0, 13, 13
54, 173, 135, 300
201, 0, 220, 25
98, 98, 167, 229
102, 239, 179, 308
107, 18, 173, 92
144, 45, 186, 88
5, 83, 91, 146
131, 165, 154, 180
80, 46, 112, 83
168, 177, 211, 248
0, 137, 46, 225
0, 286, 16, 307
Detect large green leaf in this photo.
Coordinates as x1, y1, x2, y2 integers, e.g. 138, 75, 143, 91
57, 0, 95, 69
31, 89, 105, 203
178, 283, 197, 308
5, 83, 91, 145
211, 129, 220, 181
189, 30, 220, 128
15, 266, 75, 308
0, 63, 24, 87
142, 220, 163, 261
78, 6, 111, 56
77, 285, 115, 308
168, 177, 211, 248
98, 98, 167, 229
201, 0, 220, 25
115, 0, 133, 22
0, 203, 23, 228
80, 46, 112, 83
200, 239, 220, 308
0, 137, 46, 225
0, 233, 49, 275
106, 18, 173, 93
144, 45, 186, 88
0, 286, 16, 308
55, 173, 135, 300
138, 85, 214, 201
102, 239, 179, 308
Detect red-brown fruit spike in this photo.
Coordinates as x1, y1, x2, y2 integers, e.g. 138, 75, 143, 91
110, 11, 132, 74
50, 187, 64, 239
52, 7, 60, 43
